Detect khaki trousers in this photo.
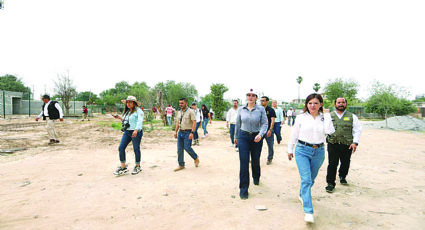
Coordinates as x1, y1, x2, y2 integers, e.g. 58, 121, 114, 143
46, 119, 59, 140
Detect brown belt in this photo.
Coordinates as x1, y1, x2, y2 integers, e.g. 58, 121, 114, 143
180, 129, 192, 132
298, 140, 324, 149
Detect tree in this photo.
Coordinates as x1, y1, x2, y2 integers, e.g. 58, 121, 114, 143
296, 76, 303, 103
313, 83, 321, 92
153, 80, 198, 108
76, 91, 100, 104
323, 78, 359, 107
0, 74, 32, 99
364, 81, 416, 126
210, 83, 229, 119
54, 71, 77, 115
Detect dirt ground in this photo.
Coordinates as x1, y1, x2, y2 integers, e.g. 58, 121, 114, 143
1, 115, 425, 230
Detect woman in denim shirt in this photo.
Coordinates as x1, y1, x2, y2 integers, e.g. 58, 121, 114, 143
112, 96, 144, 176
234, 89, 268, 200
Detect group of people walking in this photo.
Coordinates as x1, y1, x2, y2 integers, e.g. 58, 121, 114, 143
36, 90, 362, 225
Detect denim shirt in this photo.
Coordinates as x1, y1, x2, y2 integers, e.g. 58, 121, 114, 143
123, 107, 144, 131
235, 104, 268, 138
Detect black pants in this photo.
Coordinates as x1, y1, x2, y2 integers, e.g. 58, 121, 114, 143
326, 143, 352, 186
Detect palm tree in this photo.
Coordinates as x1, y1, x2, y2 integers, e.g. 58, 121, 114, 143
313, 83, 321, 92
296, 76, 303, 103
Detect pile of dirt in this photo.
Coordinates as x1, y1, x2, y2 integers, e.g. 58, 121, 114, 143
364, 116, 425, 131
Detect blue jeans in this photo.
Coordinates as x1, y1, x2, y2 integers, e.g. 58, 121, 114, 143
194, 122, 201, 140
118, 130, 143, 164
263, 132, 274, 160
238, 131, 264, 195
202, 118, 209, 135
291, 116, 296, 126
229, 124, 238, 148
273, 123, 282, 142
295, 142, 325, 214
167, 116, 172, 126
177, 131, 198, 167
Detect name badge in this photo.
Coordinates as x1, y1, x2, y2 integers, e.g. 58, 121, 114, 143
343, 117, 350, 121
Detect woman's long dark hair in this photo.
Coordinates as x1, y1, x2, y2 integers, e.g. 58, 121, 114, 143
123, 100, 138, 115
303, 93, 324, 114
201, 104, 208, 111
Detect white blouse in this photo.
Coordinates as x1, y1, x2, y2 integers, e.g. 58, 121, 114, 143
287, 112, 335, 154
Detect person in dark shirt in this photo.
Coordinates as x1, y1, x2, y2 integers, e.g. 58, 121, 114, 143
260, 96, 276, 165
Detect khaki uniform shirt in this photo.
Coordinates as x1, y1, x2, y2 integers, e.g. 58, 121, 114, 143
177, 108, 196, 130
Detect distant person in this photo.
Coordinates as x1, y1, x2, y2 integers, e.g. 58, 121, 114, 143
287, 108, 293, 126
174, 97, 200, 172
260, 96, 276, 165
226, 100, 239, 151
166, 104, 175, 126
325, 97, 362, 193
234, 89, 268, 199
272, 100, 284, 144
201, 104, 212, 138
112, 96, 144, 176
209, 108, 214, 120
291, 108, 297, 126
35, 95, 64, 145
81, 105, 89, 121
191, 102, 203, 146
287, 93, 335, 223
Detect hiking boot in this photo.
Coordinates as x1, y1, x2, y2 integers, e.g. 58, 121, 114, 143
48, 139, 55, 145
114, 166, 129, 176
325, 184, 335, 193
54, 140, 60, 143
131, 165, 142, 175
266, 159, 272, 165
340, 177, 348, 185
194, 157, 200, 167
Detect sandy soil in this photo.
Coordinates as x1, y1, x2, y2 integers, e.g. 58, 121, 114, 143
1, 115, 425, 230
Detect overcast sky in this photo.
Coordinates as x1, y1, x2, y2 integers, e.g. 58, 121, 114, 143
1, 0, 424, 103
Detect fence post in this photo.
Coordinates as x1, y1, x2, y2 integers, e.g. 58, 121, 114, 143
2, 91, 5, 119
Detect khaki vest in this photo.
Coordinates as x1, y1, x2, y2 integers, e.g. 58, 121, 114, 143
327, 111, 354, 145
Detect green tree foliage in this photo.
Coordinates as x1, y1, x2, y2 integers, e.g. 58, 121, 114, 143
323, 78, 359, 107
313, 83, 321, 92
99, 81, 133, 105
364, 81, 416, 121
153, 81, 198, 108
210, 83, 229, 119
76, 91, 100, 104
0, 74, 32, 99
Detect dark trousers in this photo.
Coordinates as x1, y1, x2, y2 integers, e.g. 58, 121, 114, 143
262, 132, 274, 160
193, 122, 201, 140
273, 123, 282, 142
238, 131, 263, 195
229, 124, 238, 148
326, 143, 352, 186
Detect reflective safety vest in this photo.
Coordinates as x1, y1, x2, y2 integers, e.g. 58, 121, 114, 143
327, 111, 354, 145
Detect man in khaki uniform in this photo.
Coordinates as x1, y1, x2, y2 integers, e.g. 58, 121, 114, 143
174, 97, 200, 171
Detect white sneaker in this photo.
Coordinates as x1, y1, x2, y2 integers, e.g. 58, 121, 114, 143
304, 213, 314, 223
202, 135, 206, 138
229, 144, 234, 147
235, 148, 239, 152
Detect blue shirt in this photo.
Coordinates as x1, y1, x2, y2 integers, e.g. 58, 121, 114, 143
273, 107, 284, 123
235, 104, 268, 138
123, 107, 144, 131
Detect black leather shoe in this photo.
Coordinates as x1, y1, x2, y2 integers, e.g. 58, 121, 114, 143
325, 184, 335, 193
253, 179, 259, 185
340, 177, 348, 185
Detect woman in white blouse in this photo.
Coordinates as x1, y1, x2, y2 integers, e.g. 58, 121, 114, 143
287, 93, 335, 223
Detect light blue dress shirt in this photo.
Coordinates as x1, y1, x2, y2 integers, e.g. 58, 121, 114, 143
123, 107, 144, 131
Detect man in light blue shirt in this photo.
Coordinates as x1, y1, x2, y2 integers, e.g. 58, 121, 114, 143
272, 100, 284, 144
